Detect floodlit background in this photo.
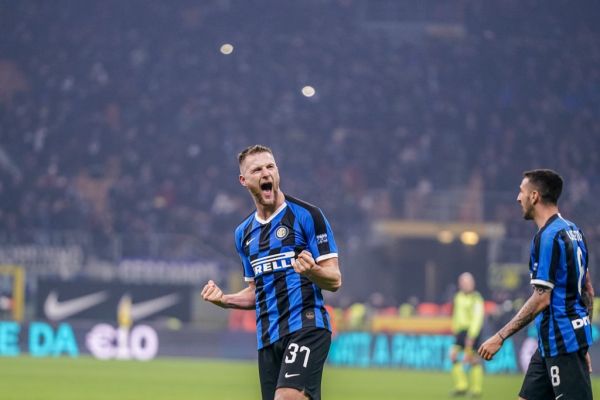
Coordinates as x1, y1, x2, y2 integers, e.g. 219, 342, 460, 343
1, 0, 599, 398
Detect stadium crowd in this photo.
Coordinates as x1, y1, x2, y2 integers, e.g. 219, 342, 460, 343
1, 0, 599, 265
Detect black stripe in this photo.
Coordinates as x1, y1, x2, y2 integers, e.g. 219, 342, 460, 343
548, 233, 561, 284
540, 310, 551, 356
280, 207, 297, 248
255, 275, 271, 347
561, 231, 589, 350
299, 275, 316, 329
274, 271, 290, 338
259, 222, 271, 253
286, 195, 331, 255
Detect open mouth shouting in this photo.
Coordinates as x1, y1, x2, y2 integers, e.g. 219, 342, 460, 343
260, 181, 274, 200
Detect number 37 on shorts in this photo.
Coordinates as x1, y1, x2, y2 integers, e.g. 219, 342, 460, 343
285, 343, 311, 368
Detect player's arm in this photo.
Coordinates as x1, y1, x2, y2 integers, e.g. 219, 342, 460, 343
292, 250, 341, 292
201, 280, 256, 310
478, 284, 551, 361
580, 270, 595, 372
582, 271, 594, 321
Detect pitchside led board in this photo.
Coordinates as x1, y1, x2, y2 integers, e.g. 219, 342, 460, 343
35, 278, 193, 322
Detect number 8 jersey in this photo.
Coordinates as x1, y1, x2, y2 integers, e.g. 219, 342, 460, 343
529, 213, 592, 357
234, 195, 338, 350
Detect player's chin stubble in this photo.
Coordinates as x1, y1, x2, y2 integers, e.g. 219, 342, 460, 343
522, 205, 534, 220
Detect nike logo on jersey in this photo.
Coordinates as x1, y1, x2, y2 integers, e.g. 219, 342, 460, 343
284, 373, 300, 378
245, 237, 256, 246
125, 293, 181, 321
44, 290, 109, 321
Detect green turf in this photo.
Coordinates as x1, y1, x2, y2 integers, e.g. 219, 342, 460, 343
0, 357, 598, 399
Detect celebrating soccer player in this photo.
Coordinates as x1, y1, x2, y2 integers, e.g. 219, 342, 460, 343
478, 169, 594, 400
201, 145, 342, 400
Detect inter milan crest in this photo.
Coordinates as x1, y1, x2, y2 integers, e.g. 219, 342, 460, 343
275, 225, 289, 240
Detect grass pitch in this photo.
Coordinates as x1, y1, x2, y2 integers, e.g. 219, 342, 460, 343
0, 357, 598, 399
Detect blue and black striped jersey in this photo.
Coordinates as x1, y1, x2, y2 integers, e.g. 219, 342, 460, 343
529, 213, 592, 357
234, 195, 338, 350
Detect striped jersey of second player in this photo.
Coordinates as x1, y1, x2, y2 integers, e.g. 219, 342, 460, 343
234, 195, 338, 350
529, 213, 592, 357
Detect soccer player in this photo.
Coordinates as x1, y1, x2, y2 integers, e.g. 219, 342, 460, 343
201, 145, 342, 400
478, 169, 594, 400
450, 272, 485, 398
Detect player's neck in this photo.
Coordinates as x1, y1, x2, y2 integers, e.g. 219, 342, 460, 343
254, 191, 286, 222
534, 205, 559, 230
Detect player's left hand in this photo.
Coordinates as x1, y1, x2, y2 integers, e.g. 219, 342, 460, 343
292, 250, 317, 276
478, 334, 503, 361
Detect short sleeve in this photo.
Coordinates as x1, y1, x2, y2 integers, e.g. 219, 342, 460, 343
531, 232, 560, 289
234, 227, 254, 282
299, 207, 338, 263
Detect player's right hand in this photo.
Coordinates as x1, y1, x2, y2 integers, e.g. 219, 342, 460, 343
201, 280, 224, 306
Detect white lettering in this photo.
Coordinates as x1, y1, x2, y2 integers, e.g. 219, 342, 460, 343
567, 231, 583, 242
86, 324, 159, 361
251, 252, 295, 276
571, 316, 590, 329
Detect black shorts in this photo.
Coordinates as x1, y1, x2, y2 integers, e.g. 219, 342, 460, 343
453, 330, 481, 350
519, 348, 592, 400
258, 327, 331, 400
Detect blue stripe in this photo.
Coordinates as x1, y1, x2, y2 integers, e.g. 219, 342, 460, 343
313, 283, 324, 328
584, 324, 593, 347
262, 273, 280, 343
548, 312, 558, 356
285, 269, 303, 332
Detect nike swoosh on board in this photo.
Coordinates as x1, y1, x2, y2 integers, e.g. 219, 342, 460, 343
129, 293, 181, 321
44, 290, 109, 321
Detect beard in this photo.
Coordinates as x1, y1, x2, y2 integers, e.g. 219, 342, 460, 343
522, 203, 534, 220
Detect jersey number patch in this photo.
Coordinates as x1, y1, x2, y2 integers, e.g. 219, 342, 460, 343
285, 343, 311, 368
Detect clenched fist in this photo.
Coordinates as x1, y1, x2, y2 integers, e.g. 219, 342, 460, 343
292, 250, 318, 276
201, 280, 225, 306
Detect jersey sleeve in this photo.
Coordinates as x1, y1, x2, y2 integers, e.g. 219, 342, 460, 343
531, 232, 560, 289
299, 207, 338, 263
234, 226, 254, 282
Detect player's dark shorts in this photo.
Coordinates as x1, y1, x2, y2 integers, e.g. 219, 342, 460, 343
453, 330, 481, 350
258, 327, 331, 400
519, 348, 592, 400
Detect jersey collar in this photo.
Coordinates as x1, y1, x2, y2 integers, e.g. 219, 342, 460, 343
254, 201, 287, 225
539, 213, 560, 233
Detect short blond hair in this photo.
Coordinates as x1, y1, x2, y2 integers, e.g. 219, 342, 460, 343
237, 144, 273, 165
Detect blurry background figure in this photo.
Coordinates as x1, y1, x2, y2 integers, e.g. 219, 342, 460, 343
450, 272, 485, 398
